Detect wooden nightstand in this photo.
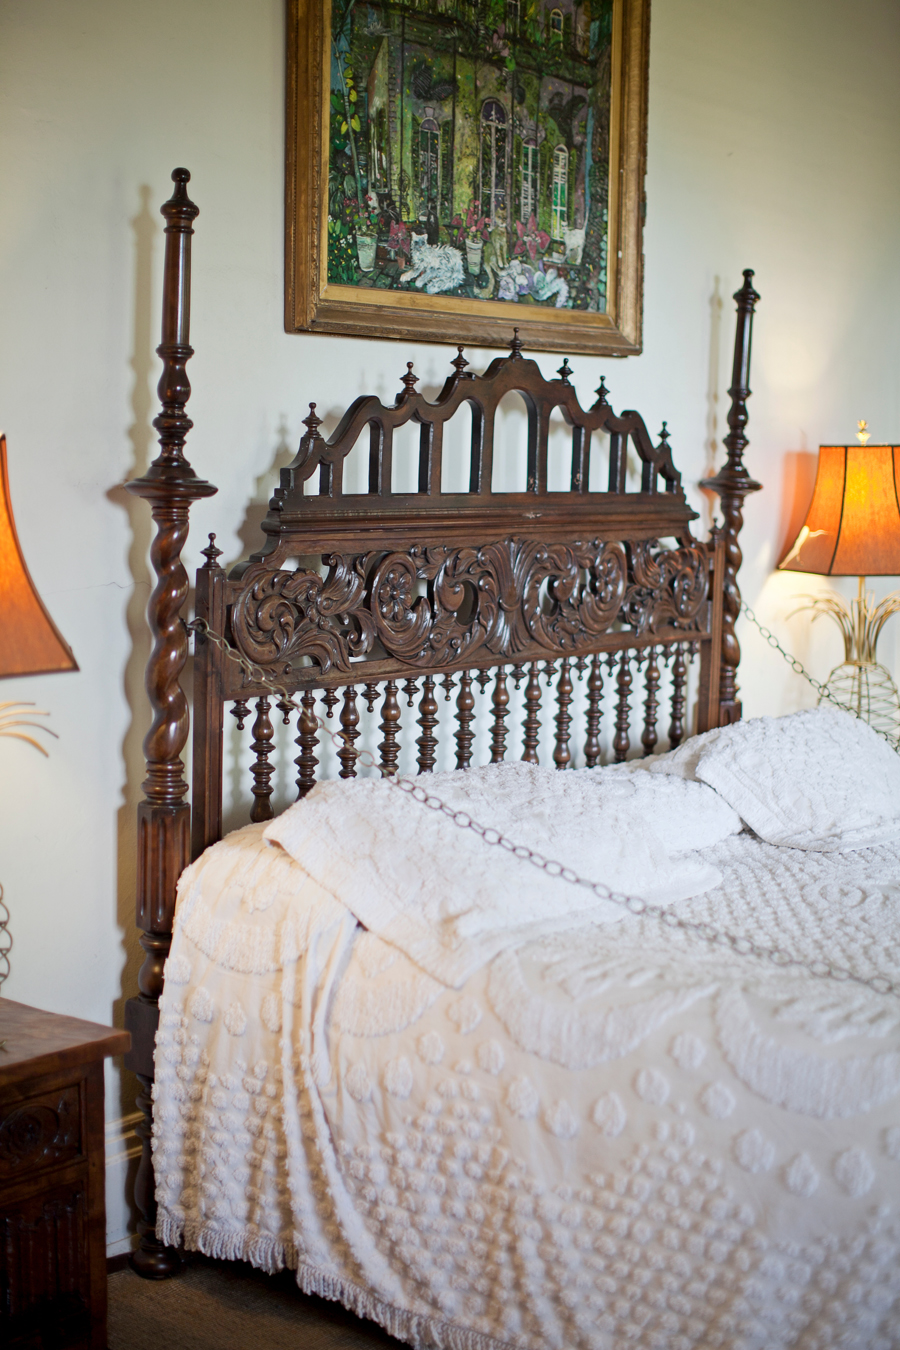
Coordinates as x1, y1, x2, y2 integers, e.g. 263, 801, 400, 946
0, 998, 130, 1349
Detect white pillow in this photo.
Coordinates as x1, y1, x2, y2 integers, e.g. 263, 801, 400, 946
653, 708, 900, 852
265, 762, 723, 987
596, 763, 743, 853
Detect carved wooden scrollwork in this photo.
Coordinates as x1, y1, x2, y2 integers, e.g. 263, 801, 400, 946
619, 540, 708, 635
230, 535, 708, 675
0, 1089, 79, 1173
232, 553, 375, 672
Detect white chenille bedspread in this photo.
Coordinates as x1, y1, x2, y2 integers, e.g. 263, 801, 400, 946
154, 802, 900, 1349
264, 762, 738, 986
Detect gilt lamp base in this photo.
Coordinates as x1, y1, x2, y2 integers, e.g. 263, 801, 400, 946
819, 660, 900, 747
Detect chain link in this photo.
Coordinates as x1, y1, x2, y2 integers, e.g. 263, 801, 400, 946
739, 601, 899, 748
740, 601, 832, 700
184, 617, 900, 1001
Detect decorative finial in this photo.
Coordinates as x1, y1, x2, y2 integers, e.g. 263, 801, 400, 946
160, 168, 198, 226
401, 361, 419, 396
557, 357, 572, 384
201, 533, 223, 568
509, 328, 524, 359
735, 267, 760, 308
658, 420, 670, 445
857, 419, 870, 446
451, 346, 470, 377
302, 402, 322, 438
595, 375, 609, 405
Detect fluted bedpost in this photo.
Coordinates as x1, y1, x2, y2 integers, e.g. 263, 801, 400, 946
124, 169, 217, 1277
700, 269, 761, 725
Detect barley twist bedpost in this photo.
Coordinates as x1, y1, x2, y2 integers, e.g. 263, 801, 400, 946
124, 168, 217, 1277
701, 269, 761, 726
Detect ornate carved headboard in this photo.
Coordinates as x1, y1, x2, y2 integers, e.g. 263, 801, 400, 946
123, 169, 760, 1276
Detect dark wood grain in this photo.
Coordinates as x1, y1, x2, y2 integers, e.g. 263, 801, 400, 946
641, 647, 660, 756
295, 690, 319, 798
0, 1000, 129, 1349
249, 697, 276, 820
522, 662, 543, 765
583, 654, 604, 767
489, 668, 510, 764
613, 651, 633, 762
337, 686, 360, 778
700, 270, 762, 726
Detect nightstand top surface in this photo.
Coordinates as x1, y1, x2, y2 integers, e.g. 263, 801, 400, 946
0, 997, 130, 1087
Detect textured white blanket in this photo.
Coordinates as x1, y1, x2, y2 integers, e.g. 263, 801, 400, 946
264, 763, 736, 986
154, 804, 900, 1349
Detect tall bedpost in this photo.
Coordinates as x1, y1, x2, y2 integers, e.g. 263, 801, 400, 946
124, 168, 217, 1277
700, 269, 761, 725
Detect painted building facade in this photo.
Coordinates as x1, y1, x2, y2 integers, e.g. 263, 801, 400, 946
329, 0, 614, 310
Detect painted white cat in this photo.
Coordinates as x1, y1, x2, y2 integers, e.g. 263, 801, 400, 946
400, 233, 465, 295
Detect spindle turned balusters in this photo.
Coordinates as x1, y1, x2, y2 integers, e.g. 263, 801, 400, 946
379, 680, 401, 776
522, 662, 543, 763
669, 644, 688, 748
228, 640, 704, 812
416, 675, 439, 773
490, 667, 510, 762
249, 697, 276, 821
337, 686, 360, 777
641, 647, 660, 756
584, 654, 604, 767
455, 671, 475, 768
295, 690, 319, 798
553, 658, 573, 769
613, 652, 633, 762
363, 682, 380, 713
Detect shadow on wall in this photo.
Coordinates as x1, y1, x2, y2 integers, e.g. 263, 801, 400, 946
106, 185, 157, 1232
234, 416, 294, 562
699, 277, 723, 531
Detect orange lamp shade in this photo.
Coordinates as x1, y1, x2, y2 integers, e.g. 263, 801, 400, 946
778, 444, 900, 576
0, 434, 78, 677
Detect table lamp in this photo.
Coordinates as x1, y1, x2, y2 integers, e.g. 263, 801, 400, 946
0, 431, 78, 986
777, 423, 900, 741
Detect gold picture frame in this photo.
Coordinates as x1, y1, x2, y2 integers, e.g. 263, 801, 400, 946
285, 0, 650, 355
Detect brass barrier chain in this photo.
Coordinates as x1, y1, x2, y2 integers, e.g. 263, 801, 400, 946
184, 617, 900, 1000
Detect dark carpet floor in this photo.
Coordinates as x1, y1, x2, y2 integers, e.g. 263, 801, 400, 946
108, 1254, 402, 1350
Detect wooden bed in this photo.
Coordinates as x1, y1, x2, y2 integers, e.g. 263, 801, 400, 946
123, 168, 761, 1278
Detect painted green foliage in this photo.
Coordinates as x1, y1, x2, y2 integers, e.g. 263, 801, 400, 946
327, 0, 614, 310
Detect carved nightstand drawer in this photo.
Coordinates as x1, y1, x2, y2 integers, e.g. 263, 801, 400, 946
0, 1000, 129, 1349
0, 1082, 82, 1180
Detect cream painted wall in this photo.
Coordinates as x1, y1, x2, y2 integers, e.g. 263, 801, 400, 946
0, 0, 898, 1252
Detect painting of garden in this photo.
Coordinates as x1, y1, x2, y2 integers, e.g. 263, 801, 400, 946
327, 0, 615, 313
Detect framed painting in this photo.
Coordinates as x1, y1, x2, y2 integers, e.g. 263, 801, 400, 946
286, 0, 649, 355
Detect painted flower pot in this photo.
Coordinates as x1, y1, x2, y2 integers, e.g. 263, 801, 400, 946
465, 238, 484, 275
356, 232, 377, 273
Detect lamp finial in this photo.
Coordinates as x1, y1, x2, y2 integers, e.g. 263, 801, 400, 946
857, 419, 870, 446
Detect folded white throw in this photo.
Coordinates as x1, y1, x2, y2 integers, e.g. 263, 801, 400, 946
265, 762, 734, 987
